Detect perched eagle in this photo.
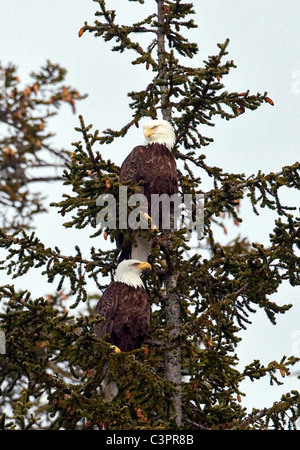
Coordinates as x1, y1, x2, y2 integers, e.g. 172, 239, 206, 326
94, 259, 151, 402
117, 119, 178, 262
94, 259, 151, 352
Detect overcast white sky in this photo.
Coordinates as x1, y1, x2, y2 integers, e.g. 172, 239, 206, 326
1, 0, 300, 415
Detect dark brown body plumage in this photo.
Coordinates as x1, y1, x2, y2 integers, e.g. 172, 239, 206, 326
94, 281, 151, 352
119, 143, 178, 208
117, 143, 178, 261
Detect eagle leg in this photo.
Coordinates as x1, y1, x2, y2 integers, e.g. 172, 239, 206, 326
110, 345, 121, 354
141, 212, 158, 230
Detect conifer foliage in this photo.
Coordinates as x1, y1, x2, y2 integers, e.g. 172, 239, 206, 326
0, 0, 300, 430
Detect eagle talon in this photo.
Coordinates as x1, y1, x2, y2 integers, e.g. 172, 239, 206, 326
110, 345, 121, 354
141, 212, 158, 230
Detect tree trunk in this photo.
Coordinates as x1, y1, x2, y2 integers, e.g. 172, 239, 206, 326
157, 0, 172, 121
157, 0, 182, 427
164, 275, 182, 426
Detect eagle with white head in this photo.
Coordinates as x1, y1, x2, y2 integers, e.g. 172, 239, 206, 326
117, 119, 178, 262
94, 259, 152, 352
94, 259, 152, 402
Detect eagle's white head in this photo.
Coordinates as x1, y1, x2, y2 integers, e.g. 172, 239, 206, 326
115, 259, 151, 289
143, 119, 175, 150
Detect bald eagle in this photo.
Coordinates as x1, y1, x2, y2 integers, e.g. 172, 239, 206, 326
94, 259, 151, 352
117, 119, 178, 262
94, 259, 151, 402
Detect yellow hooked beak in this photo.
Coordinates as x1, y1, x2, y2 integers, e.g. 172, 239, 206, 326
138, 262, 152, 271
144, 128, 155, 139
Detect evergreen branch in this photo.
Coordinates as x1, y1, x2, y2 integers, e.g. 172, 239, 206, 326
0, 61, 85, 230
0, 231, 114, 269
144, 338, 176, 348
202, 163, 300, 221
2, 0, 300, 431
215, 164, 300, 197
0, 230, 116, 306
26, 176, 65, 183
87, 0, 157, 68
240, 389, 300, 429
77, 115, 103, 180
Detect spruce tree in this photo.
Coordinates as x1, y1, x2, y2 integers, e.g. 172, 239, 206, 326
0, 0, 300, 430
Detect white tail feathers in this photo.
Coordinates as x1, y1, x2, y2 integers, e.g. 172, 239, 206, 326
100, 360, 118, 402
131, 236, 152, 263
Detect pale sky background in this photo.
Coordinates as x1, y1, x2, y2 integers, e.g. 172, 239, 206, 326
1, 0, 300, 416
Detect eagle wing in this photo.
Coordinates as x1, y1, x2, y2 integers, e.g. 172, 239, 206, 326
111, 285, 151, 352
94, 282, 151, 352
119, 143, 178, 201
117, 143, 179, 261
94, 282, 119, 341
119, 145, 145, 187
